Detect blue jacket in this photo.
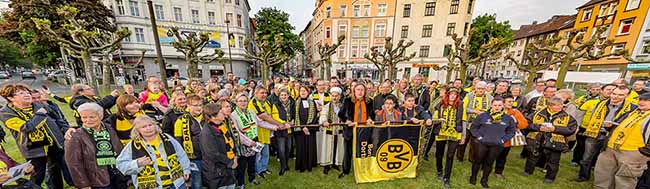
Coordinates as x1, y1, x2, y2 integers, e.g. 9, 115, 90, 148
470, 112, 516, 146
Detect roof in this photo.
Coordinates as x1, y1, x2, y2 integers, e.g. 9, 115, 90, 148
577, 0, 608, 9
513, 15, 576, 39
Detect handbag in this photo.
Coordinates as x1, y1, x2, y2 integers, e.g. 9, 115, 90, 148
505, 130, 527, 147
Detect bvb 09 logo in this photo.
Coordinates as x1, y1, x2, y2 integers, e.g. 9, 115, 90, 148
376, 139, 413, 173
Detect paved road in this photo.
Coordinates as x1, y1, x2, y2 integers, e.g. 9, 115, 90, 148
0, 75, 70, 95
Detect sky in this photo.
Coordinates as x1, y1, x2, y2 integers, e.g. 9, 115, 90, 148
248, 0, 588, 34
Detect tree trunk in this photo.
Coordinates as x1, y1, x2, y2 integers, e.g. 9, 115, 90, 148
387, 64, 396, 81
187, 59, 198, 80
325, 61, 331, 80
81, 51, 98, 89
524, 69, 537, 93
555, 59, 572, 88
446, 69, 453, 83
319, 62, 325, 80
459, 64, 468, 83
101, 60, 111, 91
261, 63, 270, 83
378, 68, 386, 81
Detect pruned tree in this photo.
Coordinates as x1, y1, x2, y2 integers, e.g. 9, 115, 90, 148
442, 53, 460, 83
505, 37, 562, 93
534, 26, 625, 88
364, 37, 416, 81
449, 30, 510, 82
170, 27, 225, 79
313, 35, 345, 80
32, 6, 129, 89
245, 34, 290, 82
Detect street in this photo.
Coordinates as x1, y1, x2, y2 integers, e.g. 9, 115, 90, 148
0, 74, 70, 95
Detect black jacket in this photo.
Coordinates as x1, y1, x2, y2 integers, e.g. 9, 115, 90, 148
200, 123, 236, 188
372, 93, 396, 111
400, 105, 432, 121
70, 95, 116, 127
338, 97, 375, 140
470, 112, 516, 146
433, 104, 464, 135
411, 85, 431, 110
162, 107, 185, 136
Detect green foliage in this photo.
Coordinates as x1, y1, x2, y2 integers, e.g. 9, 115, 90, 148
254, 7, 304, 59
469, 14, 513, 58
0, 38, 25, 67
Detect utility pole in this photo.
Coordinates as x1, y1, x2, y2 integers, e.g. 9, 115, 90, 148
226, 20, 234, 74
147, 0, 168, 89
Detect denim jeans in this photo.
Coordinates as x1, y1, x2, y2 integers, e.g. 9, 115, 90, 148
190, 160, 203, 189
255, 144, 269, 174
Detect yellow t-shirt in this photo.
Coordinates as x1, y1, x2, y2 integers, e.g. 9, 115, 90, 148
248, 98, 272, 144
145, 136, 173, 187
608, 111, 649, 151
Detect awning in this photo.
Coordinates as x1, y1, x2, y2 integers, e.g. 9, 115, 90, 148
627, 63, 650, 70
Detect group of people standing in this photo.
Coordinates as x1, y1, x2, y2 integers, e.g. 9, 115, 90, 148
0, 71, 650, 189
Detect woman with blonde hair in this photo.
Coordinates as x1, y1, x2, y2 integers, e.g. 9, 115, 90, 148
116, 116, 191, 189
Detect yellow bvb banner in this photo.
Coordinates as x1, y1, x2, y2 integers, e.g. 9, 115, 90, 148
352, 123, 428, 183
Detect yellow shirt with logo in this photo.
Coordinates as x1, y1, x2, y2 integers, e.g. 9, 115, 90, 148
608, 111, 649, 151
248, 99, 272, 144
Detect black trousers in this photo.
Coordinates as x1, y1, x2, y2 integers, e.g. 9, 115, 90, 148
435, 140, 458, 180
572, 132, 586, 163
456, 129, 474, 161
29, 147, 65, 189
578, 137, 604, 179
342, 138, 353, 174
276, 136, 291, 170
494, 147, 511, 174
424, 128, 436, 158
236, 155, 256, 186
524, 148, 562, 181
471, 142, 503, 184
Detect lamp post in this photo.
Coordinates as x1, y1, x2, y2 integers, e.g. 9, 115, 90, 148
147, 0, 167, 89
225, 19, 234, 74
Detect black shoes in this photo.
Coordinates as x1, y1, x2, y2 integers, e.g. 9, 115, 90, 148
481, 182, 489, 188
469, 176, 477, 185
544, 179, 554, 184
279, 168, 287, 176
436, 172, 443, 180
443, 179, 450, 188
573, 177, 588, 182
331, 165, 341, 171
251, 180, 261, 185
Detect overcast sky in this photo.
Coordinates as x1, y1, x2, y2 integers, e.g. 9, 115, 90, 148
248, 0, 588, 33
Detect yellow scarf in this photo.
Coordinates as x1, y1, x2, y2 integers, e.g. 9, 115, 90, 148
610, 110, 650, 150
146, 91, 163, 104
535, 97, 547, 112
437, 106, 460, 141
529, 109, 570, 143
173, 113, 202, 159
584, 100, 633, 138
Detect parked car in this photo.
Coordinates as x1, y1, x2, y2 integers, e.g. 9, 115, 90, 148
21, 71, 36, 80
167, 77, 189, 87
0, 73, 9, 79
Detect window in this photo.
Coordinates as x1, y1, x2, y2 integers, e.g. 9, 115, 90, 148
191, 9, 200, 24
154, 5, 164, 20
598, 4, 609, 17
353, 5, 360, 17
339, 24, 347, 38
450, 0, 459, 14
375, 24, 386, 37
340, 5, 347, 17
326, 27, 331, 38
225, 0, 231, 3
443, 44, 452, 57
581, 8, 592, 22
129, 0, 139, 16
419, 67, 430, 77
174, 7, 183, 21
618, 19, 633, 35
403, 4, 411, 17
208, 12, 215, 25
419, 46, 430, 57
326, 7, 331, 18
401, 26, 409, 38
237, 14, 242, 27
610, 43, 626, 57
626, 0, 640, 11
363, 5, 370, 16
422, 25, 433, 37
338, 44, 346, 57
352, 26, 360, 38
377, 4, 387, 16
226, 13, 233, 24
468, 0, 474, 14
135, 27, 145, 43
446, 23, 456, 36
360, 40, 368, 56
599, 25, 611, 38
122, 28, 131, 42
238, 36, 244, 48
464, 22, 469, 35
351, 40, 358, 57
404, 68, 411, 78
235, 0, 240, 5
116, 0, 125, 15
642, 40, 650, 54
425, 2, 435, 16
361, 26, 369, 37
517, 50, 522, 56
609, 2, 618, 15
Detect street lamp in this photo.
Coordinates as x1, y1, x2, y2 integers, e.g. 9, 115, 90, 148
147, 0, 167, 89
225, 19, 234, 74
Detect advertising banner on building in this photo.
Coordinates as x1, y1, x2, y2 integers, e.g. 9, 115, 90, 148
157, 27, 221, 48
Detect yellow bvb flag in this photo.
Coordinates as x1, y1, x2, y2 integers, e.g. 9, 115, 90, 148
352, 123, 427, 183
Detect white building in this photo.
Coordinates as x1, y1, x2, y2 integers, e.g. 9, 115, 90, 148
0, 0, 10, 12
393, 0, 474, 82
102, 0, 253, 81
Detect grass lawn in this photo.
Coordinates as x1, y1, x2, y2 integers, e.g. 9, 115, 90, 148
1, 99, 593, 189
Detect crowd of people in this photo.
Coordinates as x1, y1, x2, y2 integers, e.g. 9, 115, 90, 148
0, 71, 649, 189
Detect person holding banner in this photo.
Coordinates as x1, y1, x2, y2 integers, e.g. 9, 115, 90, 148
374, 95, 401, 122
469, 97, 516, 188
318, 87, 345, 175
432, 88, 464, 188
272, 87, 294, 176
294, 86, 320, 173
338, 83, 375, 179
400, 94, 433, 126
522, 97, 578, 184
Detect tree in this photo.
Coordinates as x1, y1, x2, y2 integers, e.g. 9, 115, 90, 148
254, 7, 304, 70
448, 30, 510, 82
313, 35, 345, 80
33, 6, 129, 89
505, 37, 562, 93
245, 35, 290, 82
469, 14, 514, 59
169, 27, 225, 79
0, 38, 25, 67
19, 32, 60, 67
534, 26, 624, 88
364, 37, 416, 81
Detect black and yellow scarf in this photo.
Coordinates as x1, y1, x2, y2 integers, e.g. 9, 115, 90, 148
535, 97, 547, 112
115, 111, 144, 145
215, 123, 236, 159
490, 110, 504, 124
83, 124, 116, 166
611, 109, 650, 150
312, 92, 331, 104
585, 100, 633, 138
131, 134, 183, 189
437, 106, 460, 141
294, 98, 315, 131
9, 104, 52, 149
173, 113, 203, 159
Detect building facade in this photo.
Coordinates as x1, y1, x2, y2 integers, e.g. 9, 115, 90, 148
102, 0, 254, 81
626, 9, 650, 79
572, 0, 650, 73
